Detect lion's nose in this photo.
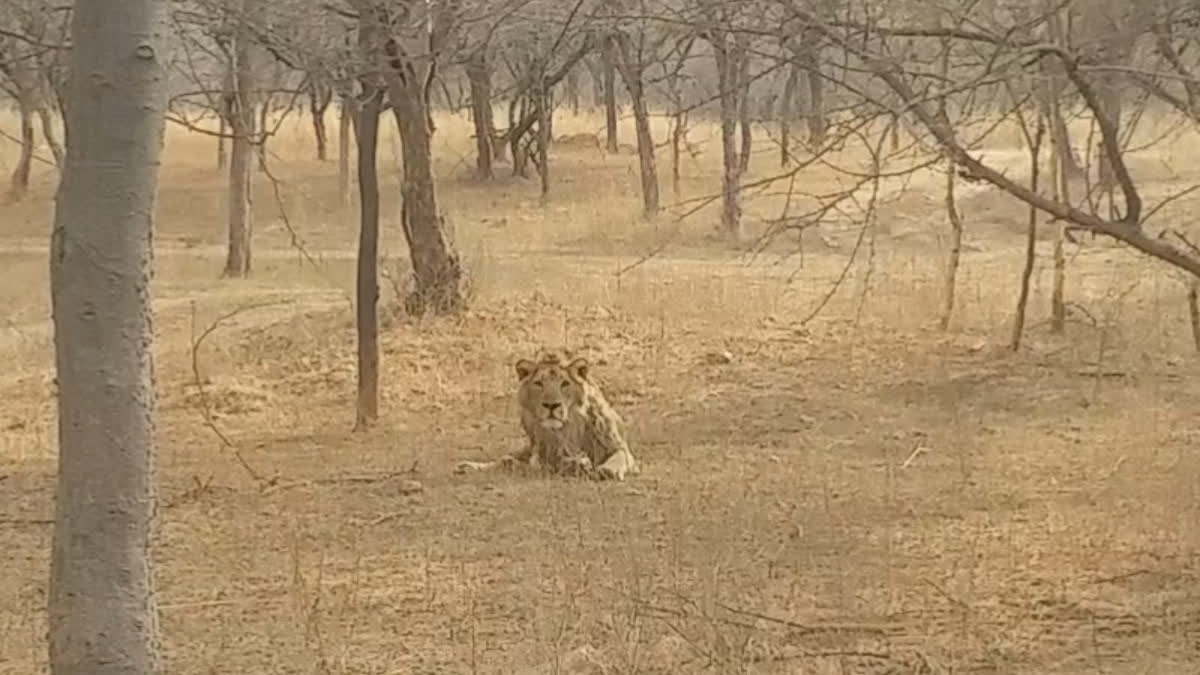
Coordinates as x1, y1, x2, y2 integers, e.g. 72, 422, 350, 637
543, 402, 562, 414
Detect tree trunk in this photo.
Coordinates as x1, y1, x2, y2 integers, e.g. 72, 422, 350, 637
1189, 282, 1200, 353
939, 156, 963, 330
585, 55, 604, 110
309, 81, 331, 161
466, 50, 494, 180
1043, 2, 1083, 178
1095, 80, 1122, 196
1011, 121, 1044, 350
384, 62, 465, 315
602, 39, 618, 153
801, 43, 827, 149
666, 38, 693, 199
611, 33, 659, 219
536, 76, 551, 200
338, 94, 353, 207
223, 9, 254, 278
1051, 142, 1069, 333
736, 39, 752, 174
8, 96, 35, 201
354, 87, 382, 429
936, 38, 960, 331
39, 106, 64, 166
780, 63, 798, 167
713, 33, 743, 240
256, 100, 269, 172
217, 115, 227, 169
565, 65, 581, 115
47, 0, 168, 672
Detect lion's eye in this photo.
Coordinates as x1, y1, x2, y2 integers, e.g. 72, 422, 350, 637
532, 380, 544, 388
560, 380, 570, 389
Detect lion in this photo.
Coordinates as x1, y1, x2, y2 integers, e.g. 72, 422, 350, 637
454, 350, 639, 481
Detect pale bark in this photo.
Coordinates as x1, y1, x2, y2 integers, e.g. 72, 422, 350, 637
223, 5, 254, 278
736, 38, 752, 174
47, 0, 168, 672
713, 32, 743, 240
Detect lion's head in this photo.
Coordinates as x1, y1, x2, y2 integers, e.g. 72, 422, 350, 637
515, 351, 590, 432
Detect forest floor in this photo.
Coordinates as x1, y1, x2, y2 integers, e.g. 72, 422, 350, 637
2, 110, 1200, 674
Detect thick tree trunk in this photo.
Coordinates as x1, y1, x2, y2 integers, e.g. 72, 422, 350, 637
47, 0, 168, 672
8, 96, 35, 201
466, 50, 494, 180
223, 10, 254, 278
602, 39, 618, 153
713, 34, 743, 240
354, 87, 382, 429
385, 71, 465, 315
611, 33, 659, 219
338, 94, 353, 207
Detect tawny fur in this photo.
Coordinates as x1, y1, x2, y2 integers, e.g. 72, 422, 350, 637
454, 349, 639, 480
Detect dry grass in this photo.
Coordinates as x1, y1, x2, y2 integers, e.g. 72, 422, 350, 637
2, 105, 1200, 674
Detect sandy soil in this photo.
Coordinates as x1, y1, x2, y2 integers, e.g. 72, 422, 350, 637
2, 109, 1199, 674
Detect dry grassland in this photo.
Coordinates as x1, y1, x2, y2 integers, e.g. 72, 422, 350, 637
1, 106, 1200, 673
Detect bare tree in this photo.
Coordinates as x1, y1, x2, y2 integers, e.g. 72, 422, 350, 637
356, 0, 464, 315
220, 0, 257, 278
704, 15, 746, 240
47, 0, 168, 672
605, 10, 670, 219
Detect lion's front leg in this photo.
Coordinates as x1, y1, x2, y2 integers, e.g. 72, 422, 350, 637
595, 451, 637, 481
454, 445, 532, 475
560, 454, 593, 477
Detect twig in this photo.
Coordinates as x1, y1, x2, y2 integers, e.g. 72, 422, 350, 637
188, 300, 287, 487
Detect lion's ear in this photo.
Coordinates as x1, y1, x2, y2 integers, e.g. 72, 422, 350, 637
567, 357, 590, 381
515, 359, 537, 380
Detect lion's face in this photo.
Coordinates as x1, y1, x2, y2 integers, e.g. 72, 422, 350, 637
516, 354, 590, 431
